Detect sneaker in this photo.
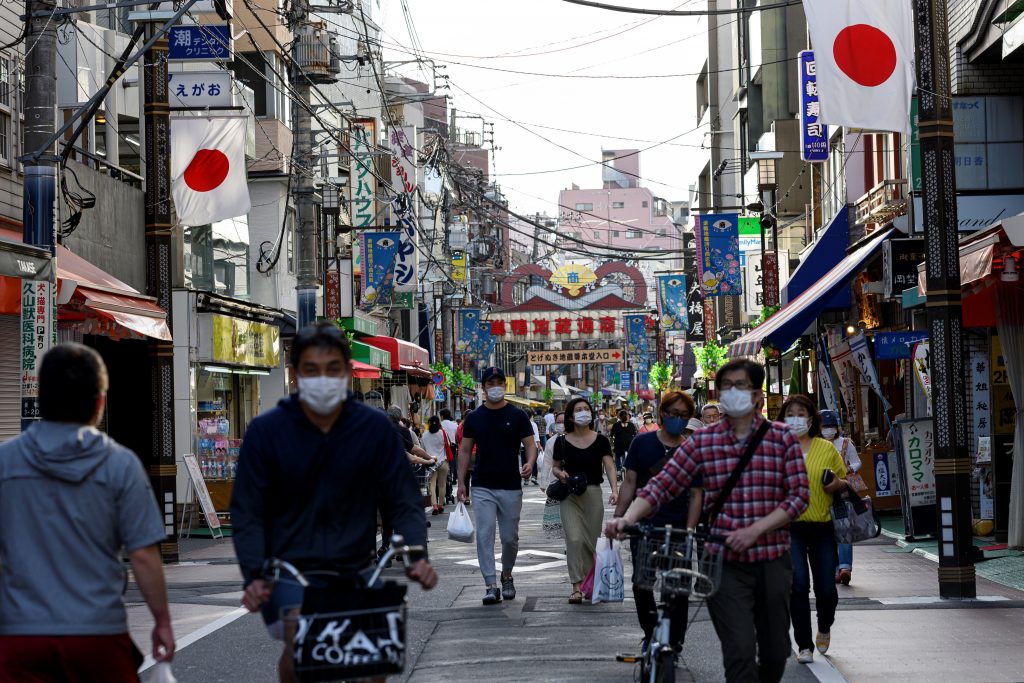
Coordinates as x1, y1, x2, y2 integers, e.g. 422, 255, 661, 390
640, 638, 650, 656
797, 649, 814, 664
482, 585, 502, 605
815, 631, 830, 655
501, 574, 516, 600
838, 569, 852, 586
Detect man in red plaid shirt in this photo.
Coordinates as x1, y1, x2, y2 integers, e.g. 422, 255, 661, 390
607, 359, 809, 683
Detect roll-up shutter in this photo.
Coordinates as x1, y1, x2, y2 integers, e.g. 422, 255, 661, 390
0, 315, 21, 442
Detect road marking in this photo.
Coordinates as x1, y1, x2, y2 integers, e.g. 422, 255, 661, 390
792, 645, 849, 683
139, 607, 249, 672
457, 549, 567, 573
876, 595, 1009, 605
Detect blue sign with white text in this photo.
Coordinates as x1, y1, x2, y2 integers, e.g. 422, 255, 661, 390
168, 25, 231, 61
875, 331, 929, 360
799, 51, 828, 163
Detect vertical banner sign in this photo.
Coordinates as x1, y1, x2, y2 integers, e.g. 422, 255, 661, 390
350, 120, 377, 281
451, 250, 467, 281
892, 418, 937, 538
744, 251, 791, 315
738, 216, 762, 266
686, 280, 705, 341
360, 232, 400, 311
798, 50, 829, 163
696, 214, 742, 297
912, 341, 932, 416
656, 273, 688, 332
389, 126, 418, 292
324, 270, 341, 321
476, 321, 496, 362
762, 251, 780, 307
817, 337, 839, 414
703, 299, 716, 342
20, 281, 54, 420
971, 347, 993, 519
883, 238, 926, 299
848, 332, 891, 409
829, 340, 857, 413
455, 309, 480, 356
624, 313, 649, 367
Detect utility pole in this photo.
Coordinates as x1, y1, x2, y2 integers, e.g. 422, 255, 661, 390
21, 0, 58, 428
290, 5, 318, 330
140, 14, 178, 562
914, 0, 976, 598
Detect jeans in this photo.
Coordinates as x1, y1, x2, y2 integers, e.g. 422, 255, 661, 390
837, 542, 853, 571
790, 521, 839, 652
630, 539, 689, 648
472, 487, 523, 585
614, 452, 625, 472
707, 555, 793, 683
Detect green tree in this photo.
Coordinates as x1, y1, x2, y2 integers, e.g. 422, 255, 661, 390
649, 361, 674, 397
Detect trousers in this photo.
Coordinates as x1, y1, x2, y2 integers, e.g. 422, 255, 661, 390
790, 521, 839, 651
472, 487, 523, 585
707, 554, 793, 683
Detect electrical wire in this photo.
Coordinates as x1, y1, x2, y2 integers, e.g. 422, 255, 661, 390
561, 0, 802, 17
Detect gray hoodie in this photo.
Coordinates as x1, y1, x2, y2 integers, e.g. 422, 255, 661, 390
0, 421, 165, 635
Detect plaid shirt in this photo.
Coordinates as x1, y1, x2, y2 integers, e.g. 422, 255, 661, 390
637, 414, 809, 563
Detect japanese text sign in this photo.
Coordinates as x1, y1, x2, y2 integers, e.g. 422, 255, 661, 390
167, 25, 231, 61
798, 50, 828, 162
169, 71, 232, 108
527, 349, 624, 366
350, 120, 377, 230
874, 331, 928, 360
895, 418, 936, 507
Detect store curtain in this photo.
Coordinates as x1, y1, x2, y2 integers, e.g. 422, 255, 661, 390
996, 280, 1024, 549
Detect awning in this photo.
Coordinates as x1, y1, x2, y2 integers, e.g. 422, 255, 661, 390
351, 360, 381, 379
730, 226, 894, 357
364, 336, 430, 374
505, 395, 547, 409
0, 236, 52, 280
350, 340, 391, 370
782, 207, 852, 309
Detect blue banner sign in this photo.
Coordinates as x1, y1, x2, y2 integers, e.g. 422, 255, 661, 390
875, 331, 929, 360
168, 25, 231, 61
656, 273, 689, 332
799, 50, 828, 162
695, 214, 742, 297
360, 232, 400, 311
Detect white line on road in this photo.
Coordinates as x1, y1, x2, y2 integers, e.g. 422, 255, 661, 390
139, 607, 250, 672
792, 646, 849, 683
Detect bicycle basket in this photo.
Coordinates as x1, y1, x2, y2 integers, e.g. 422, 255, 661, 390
290, 580, 408, 682
633, 530, 724, 600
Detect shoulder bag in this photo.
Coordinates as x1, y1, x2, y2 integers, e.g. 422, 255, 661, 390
545, 435, 570, 501
700, 421, 770, 529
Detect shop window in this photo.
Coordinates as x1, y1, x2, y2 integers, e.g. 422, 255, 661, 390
195, 366, 262, 487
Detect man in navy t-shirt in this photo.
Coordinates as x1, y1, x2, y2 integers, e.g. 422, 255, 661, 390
614, 391, 703, 654
457, 367, 537, 605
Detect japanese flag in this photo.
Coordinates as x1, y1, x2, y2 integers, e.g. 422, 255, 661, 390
802, 0, 916, 133
171, 117, 250, 226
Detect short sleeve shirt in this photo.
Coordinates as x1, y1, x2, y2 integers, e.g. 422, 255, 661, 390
463, 404, 534, 490
624, 431, 703, 526
553, 433, 612, 485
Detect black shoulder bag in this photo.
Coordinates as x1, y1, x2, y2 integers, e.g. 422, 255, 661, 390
545, 435, 570, 501
700, 421, 771, 529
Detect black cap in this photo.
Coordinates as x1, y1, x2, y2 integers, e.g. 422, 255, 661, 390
480, 366, 506, 384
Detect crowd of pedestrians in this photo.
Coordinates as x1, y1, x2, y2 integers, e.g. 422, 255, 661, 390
1, 326, 875, 683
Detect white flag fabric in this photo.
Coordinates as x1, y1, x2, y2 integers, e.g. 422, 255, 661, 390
802, 0, 915, 133
171, 117, 250, 226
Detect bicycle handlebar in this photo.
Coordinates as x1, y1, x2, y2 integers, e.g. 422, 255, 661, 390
263, 534, 426, 588
621, 524, 728, 545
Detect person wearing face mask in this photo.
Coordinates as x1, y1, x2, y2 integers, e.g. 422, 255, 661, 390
421, 416, 450, 516
610, 409, 638, 479
230, 323, 437, 681
615, 391, 703, 655
538, 412, 567, 537
777, 395, 848, 665
607, 359, 809, 683
457, 367, 537, 605
639, 412, 659, 433
819, 410, 862, 586
551, 397, 619, 603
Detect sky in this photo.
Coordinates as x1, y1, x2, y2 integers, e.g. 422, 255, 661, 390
378, 0, 712, 219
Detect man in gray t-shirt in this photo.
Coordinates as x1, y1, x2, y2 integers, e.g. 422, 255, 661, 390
0, 344, 174, 678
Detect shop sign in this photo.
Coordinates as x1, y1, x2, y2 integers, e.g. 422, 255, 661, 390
168, 71, 232, 108
182, 454, 222, 531
527, 349, 624, 366
360, 231, 400, 310
894, 418, 936, 507
849, 332, 890, 409
349, 119, 377, 229
695, 214, 742, 297
743, 251, 790, 315
451, 250, 467, 281
912, 193, 1024, 233
874, 331, 928, 360
883, 238, 926, 298
798, 51, 829, 163
620, 372, 631, 391
912, 341, 932, 416
971, 348, 992, 442
167, 25, 231, 61
702, 298, 715, 342
738, 216, 762, 265
211, 314, 280, 368
873, 451, 897, 497
20, 280, 55, 420
325, 270, 341, 321
686, 280, 704, 340
485, 310, 633, 343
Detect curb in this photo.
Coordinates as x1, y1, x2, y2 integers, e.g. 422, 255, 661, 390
879, 527, 941, 563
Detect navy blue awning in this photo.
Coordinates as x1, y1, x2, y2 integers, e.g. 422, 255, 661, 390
782, 207, 851, 309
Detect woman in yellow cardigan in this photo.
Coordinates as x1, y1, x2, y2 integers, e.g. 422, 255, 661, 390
778, 394, 848, 665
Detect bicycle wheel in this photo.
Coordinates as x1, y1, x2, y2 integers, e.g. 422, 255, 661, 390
653, 650, 676, 683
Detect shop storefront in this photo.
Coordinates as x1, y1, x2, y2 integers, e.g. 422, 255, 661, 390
364, 336, 431, 417
173, 290, 288, 518
350, 339, 390, 409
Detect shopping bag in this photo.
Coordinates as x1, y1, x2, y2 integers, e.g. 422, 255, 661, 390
831, 487, 881, 544
591, 537, 625, 604
580, 560, 596, 600
152, 663, 178, 683
447, 501, 475, 543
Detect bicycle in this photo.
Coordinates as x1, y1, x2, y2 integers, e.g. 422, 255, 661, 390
263, 534, 426, 683
615, 524, 726, 683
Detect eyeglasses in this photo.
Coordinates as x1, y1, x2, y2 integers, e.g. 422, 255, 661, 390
663, 410, 690, 419
719, 381, 753, 390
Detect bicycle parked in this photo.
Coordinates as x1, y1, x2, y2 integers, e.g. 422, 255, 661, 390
263, 535, 425, 683
616, 525, 726, 683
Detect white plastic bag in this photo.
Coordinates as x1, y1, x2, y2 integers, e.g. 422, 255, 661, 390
152, 662, 178, 683
591, 537, 625, 604
447, 501, 475, 543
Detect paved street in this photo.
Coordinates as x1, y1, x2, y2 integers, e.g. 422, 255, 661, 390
128, 484, 1024, 683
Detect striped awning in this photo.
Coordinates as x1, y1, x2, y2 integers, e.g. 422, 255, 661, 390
729, 226, 894, 357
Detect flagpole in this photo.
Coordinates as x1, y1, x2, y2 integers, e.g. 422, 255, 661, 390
913, 0, 976, 598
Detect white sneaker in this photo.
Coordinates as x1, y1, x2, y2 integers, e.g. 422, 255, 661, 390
815, 630, 831, 655
797, 649, 814, 664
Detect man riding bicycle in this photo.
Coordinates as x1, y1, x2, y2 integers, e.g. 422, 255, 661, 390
231, 323, 438, 682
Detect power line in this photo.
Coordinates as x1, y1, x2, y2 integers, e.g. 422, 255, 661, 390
560, 0, 802, 17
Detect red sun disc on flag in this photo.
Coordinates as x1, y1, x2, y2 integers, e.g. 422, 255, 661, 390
184, 149, 230, 192
832, 24, 898, 87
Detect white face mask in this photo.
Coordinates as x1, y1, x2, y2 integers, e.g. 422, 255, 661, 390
718, 387, 755, 417
486, 386, 505, 403
574, 411, 592, 426
553, 423, 565, 434
785, 416, 810, 436
298, 375, 348, 416
822, 427, 838, 440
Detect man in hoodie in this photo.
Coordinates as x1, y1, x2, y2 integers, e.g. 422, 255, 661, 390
0, 343, 174, 679
231, 323, 436, 682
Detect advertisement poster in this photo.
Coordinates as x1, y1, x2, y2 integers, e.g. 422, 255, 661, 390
656, 273, 689, 332
695, 214, 742, 297
798, 50, 829, 163
624, 313, 649, 363
20, 280, 55, 420
456, 309, 482, 355
912, 341, 932, 416
360, 231, 400, 311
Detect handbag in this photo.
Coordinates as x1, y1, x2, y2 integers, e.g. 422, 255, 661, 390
701, 421, 771, 529
830, 484, 881, 544
545, 435, 571, 501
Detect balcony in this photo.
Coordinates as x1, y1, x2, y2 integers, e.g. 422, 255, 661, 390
855, 179, 908, 227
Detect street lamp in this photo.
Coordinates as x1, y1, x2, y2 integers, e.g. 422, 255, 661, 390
749, 151, 784, 397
